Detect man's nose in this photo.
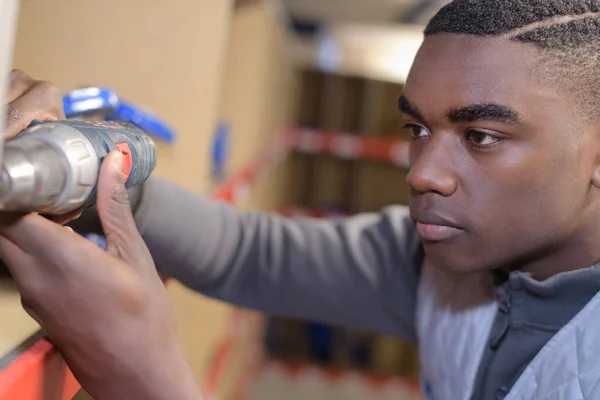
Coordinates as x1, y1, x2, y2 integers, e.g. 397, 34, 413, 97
407, 140, 458, 197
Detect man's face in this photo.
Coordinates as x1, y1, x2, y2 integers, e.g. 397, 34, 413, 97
403, 34, 600, 276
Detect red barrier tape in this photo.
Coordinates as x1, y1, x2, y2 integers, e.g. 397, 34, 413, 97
288, 127, 409, 167
0, 339, 80, 400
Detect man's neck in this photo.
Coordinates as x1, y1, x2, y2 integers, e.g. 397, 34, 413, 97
509, 216, 600, 281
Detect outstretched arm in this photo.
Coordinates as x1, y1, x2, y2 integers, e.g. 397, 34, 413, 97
135, 177, 423, 340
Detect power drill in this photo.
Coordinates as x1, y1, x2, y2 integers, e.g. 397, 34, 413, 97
0, 120, 157, 215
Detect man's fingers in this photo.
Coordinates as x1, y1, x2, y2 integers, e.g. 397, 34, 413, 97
0, 235, 37, 288
6, 70, 35, 103
97, 152, 144, 262
46, 209, 83, 225
0, 226, 86, 322
0, 236, 47, 320
5, 79, 65, 139
0, 213, 93, 263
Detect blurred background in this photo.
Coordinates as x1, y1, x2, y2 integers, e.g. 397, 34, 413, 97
1, 0, 451, 398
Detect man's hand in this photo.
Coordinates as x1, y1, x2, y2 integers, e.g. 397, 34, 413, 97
4, 69, 65, 139
3, 70, 143, 227
2, 70, 82, 224
0, 152, 201, 400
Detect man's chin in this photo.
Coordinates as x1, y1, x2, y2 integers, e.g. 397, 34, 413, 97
422, 245, 488, 275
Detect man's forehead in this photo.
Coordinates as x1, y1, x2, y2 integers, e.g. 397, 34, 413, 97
403, 35, 561, 113
406, 35, 538, 89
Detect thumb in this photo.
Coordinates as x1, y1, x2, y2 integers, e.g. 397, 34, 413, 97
97, 151, 141, 260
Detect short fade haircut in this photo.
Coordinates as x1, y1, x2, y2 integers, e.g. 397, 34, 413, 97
424, 0, 600, 120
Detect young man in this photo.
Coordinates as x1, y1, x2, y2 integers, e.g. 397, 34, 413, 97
3, 0, 600, 399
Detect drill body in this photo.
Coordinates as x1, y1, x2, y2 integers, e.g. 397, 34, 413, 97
0, 120, 157, 215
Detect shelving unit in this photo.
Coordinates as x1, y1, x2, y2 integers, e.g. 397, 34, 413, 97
287, 69, 412, 214
256, 68, 421, 398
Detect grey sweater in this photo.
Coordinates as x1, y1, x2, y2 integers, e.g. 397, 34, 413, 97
134, 177, 423, 339
131, 177, 600, 400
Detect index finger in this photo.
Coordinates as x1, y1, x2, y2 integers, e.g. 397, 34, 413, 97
0, 234, 36, 284
4, 81, 65, 139
6, 70, 36, 103
0, 213, 95, 262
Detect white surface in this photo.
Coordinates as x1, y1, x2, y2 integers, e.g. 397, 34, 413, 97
0, 0, 20, 164
0, 0, 43, 348
293, 23, 424, 84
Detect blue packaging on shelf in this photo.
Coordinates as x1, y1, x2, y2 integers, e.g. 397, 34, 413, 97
108, 100, 177, 144
307, 322, 334, 363
63, 88, 177, 144
211, 121, 230, 182
63, 87, 119, 118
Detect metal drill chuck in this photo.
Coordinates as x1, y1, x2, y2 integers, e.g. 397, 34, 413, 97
0, 122, 100, 214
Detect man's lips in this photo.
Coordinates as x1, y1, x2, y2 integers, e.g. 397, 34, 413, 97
411, 209, 465, 242
415, 222, 465, 242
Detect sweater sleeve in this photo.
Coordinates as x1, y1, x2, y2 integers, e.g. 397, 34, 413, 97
134, 177, 423, 340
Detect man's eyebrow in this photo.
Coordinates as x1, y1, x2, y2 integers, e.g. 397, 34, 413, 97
447, 103, 522, 124
398, 94, 424, 121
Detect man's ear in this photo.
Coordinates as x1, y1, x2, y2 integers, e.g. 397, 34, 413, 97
592, 167, 600, 189
592, 126, 600, 190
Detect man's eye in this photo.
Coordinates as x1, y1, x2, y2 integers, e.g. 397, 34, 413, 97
466, 130, 503, 147
403, 124, 430, 139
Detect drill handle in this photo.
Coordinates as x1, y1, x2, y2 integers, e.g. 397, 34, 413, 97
31, 119, 158, 189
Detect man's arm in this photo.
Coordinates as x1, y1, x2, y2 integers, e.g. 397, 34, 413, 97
135, 177, 423, 340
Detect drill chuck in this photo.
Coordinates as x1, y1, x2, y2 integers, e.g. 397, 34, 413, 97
0, 120, 157, 215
